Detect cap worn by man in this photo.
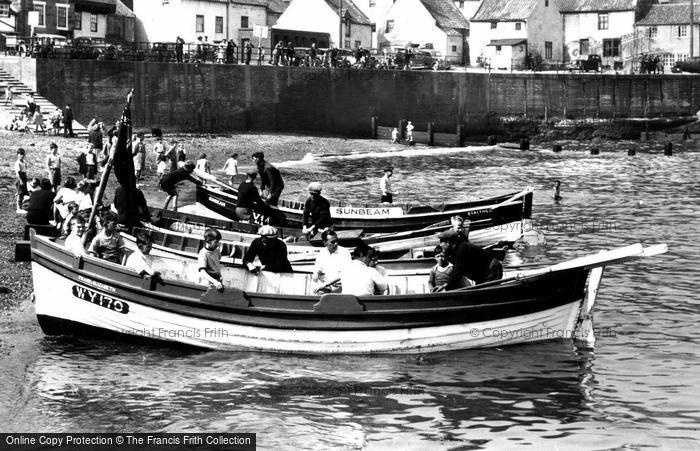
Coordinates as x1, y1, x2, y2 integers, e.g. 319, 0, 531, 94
258, 225, 278, 237
437, 229, 459, 242
308, 182, 322, 193
251, 152, 265, 161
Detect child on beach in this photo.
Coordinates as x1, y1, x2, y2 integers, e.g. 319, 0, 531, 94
14, 148, 28, 213
222, 153, 239, 185
196, 152, 211, 174
156, 153, 168, 181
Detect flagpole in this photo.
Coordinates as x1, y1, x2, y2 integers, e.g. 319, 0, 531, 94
339, 0, 343, 49
83, 89, 134, 244
692, 0, 695, 57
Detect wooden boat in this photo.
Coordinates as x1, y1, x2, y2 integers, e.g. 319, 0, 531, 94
31, 231, 666, 354
195, 185, 534, 233
123, 226, 509, 272
146, 211, 522, 261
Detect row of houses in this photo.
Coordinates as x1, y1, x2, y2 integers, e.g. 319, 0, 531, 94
1, 0, 699, 72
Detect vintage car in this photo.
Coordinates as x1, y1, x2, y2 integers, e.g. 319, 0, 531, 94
672, 56, 700, 73
149, 42, 177, 62
570, 54, 602, 72
393, 48, 450, 70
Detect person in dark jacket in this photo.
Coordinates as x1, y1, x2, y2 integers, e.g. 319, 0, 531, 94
226, 39, 237, 64
438, 229, 502, 288
175, 36, 184, 63
244, 225, 293, 273
236, 171, 263, 221
302, 182, 332, 237
62, 104, 74, 137
251, 152, 284, 206
159, 160, 202, 211
244, 41, 253, 65
114, 186, 151, 229
26, 179, 55, 225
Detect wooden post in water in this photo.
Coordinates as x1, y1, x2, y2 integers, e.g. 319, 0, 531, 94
456, 124, 463, 146
427, 122, 434, 146
371, 116, 378, 139
398, 119, 406, 140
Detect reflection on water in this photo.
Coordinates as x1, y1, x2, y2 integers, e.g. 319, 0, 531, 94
1, 141, 699, 448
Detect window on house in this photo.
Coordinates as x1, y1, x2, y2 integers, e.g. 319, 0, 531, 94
490, 22, 497, 29
459, 1, 464, 8
385, 20, 394, 33
545, 0, 549, 6
345, 19, 350, 37
649, 26, 657, 38
90, 13, 97, 32
196, 14, 204, 32
241, 16, 249, 29
603, 38, 620, 57
515, 22, 521, 31
452, 45, 457, 52
371, 24, 376, 32
598, 13, 608, 30
579, 38, 589, 55
495, 45, 502, 55
355, 40, 361, 48
215, 16, 223, 33
162, 0, 169, 4
73, 11, 82, 29
678, 25, 688, 38
545, 41, 552, 59
369, 0, 376, 6
0, 4, 10, 18
56, 4, 69, 30
33, 2, 46, 27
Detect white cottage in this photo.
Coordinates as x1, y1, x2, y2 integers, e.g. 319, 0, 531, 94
560, 0, 652, 69
378, 0, 469, 64
470, 0, 563, 70
271, 0, 372, 49
635, 3, 698, 71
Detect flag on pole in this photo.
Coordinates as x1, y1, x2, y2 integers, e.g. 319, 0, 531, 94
112, 91, 141, 228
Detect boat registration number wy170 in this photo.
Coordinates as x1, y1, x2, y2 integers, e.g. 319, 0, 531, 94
72, 285, 130, 314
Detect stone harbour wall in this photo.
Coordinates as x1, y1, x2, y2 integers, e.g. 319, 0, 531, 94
35, 59, 700, 137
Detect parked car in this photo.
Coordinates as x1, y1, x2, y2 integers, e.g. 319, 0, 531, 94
575, 54, 602, 72
672, 57, 700, 73
393, 48, 449, 70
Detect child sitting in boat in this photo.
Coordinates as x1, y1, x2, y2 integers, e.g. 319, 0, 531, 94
125, 233, 156, 277
87, 212, 128, 264
64, 215, 87, 256
428, 245, 456, 292
198, 228, 224, 291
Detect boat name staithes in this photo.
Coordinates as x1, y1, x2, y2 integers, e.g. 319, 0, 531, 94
73, 285, 130, 314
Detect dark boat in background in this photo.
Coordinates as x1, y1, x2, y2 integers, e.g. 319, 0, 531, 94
195, 185, 533, 233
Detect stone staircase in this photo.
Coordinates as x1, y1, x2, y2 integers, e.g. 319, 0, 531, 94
0, 67, 88, 137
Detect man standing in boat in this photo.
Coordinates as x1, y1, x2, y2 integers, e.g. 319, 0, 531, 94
379, 167, 395, 204
302, 182, 332, 238
251, 152, 284, 206
437, 229, 502, 288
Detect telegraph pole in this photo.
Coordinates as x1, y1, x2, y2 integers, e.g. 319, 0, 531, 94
692, 0, 695, 57
338, 0, 343, 48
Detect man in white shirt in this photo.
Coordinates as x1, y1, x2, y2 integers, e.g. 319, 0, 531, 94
341, 244, 388, 297
379, 167, 394, 204
312, 230, 351, 293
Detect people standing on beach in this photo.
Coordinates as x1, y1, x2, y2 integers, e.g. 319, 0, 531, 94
302, 182, 332, 237
406, 121, 414, 142
222, 152, 239, 185
132, 132, 147, 185
63, 105, 74, 137
84, 146, 98, 181
196, 153, 211, 174
4, 85, 12, 106
46, 142, 61, 191
33, 106, 45, 133
391, 128, 399, 143
251, 152, 284, 206
236, 171, 263, 222
14, 148, 28, 213
379, 167, 394, 204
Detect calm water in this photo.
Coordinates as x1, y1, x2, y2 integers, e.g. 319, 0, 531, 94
1, 140, 699, 449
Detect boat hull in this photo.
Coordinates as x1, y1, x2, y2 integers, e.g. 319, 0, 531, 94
33, 263, 583, 354
196, 185, 533, 233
